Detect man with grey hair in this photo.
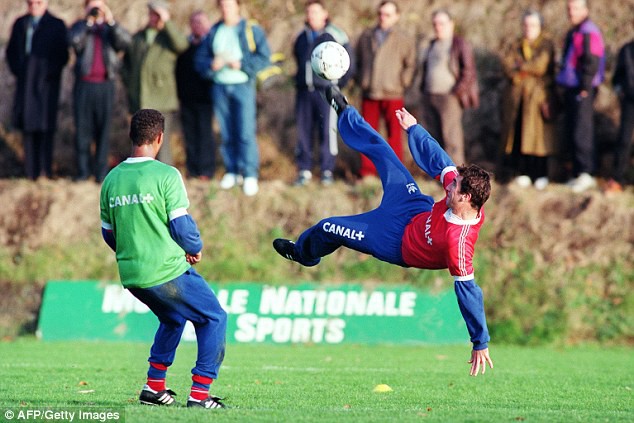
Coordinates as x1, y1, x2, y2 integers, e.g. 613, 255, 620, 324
419, 8, 479, 166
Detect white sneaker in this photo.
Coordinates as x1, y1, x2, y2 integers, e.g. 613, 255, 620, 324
569, 172, 596, 193
321, 170, 334, 186
294, 170, 312, 186
534, 177, 549, 191
243, 177, 259, 196
513, 175, 532, 188
219, 173, 243, 190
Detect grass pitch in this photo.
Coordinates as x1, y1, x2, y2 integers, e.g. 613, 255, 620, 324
0, 339, 632, 422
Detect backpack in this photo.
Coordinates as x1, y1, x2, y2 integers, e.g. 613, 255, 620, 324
245, 20, 286, 89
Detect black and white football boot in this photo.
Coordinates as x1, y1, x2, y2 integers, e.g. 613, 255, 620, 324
187, 395, 226, 409
272, 238, 320, 267
325, 85, 349, 115
139, 385, 177, 406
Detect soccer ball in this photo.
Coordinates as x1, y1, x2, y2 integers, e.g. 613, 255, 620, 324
311, 41, 350, 81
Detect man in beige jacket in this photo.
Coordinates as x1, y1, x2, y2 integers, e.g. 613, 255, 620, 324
355, 0, 415, 178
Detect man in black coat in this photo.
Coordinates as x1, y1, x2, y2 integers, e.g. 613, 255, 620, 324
6, 0, 69, 180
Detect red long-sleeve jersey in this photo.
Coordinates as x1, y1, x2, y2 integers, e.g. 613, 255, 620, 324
401, 167, 484, 280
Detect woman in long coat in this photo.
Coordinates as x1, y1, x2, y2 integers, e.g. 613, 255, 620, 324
500, 9, 557, 190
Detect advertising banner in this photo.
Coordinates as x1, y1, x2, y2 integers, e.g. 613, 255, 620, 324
38, 281, 468, 345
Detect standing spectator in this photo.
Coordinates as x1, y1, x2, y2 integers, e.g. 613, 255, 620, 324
606, 38, 634, 192
5, 0, 69, 180
419, 9, 479, 167
355, 0, 415, 179
195, 0, 271, 196
292, 0, 353, 186
176, 11, 215, 181
121, 0, 188, 166
556, 0, 605, 192
69, 0, 131, 183
499, 9, 557, 190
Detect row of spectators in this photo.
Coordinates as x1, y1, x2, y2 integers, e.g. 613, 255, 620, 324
5, 0, 634, 194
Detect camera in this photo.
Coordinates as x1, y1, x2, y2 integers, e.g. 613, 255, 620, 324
88, 7, 100, 17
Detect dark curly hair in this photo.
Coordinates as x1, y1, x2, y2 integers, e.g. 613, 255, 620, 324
457, 164, 491, 211
129, 109, 164, 146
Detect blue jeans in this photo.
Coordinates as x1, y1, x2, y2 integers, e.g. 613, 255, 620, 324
295, 108, 446, 266
128, 268, 227, 379
212, 82, 259, 178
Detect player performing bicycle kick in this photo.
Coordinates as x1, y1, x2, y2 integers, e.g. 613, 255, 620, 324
273, 86, 494, 376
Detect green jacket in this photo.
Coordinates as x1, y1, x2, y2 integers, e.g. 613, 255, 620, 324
122, 21, 188, 113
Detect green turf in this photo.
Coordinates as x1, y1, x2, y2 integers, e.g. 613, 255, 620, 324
0, 339, 631, 422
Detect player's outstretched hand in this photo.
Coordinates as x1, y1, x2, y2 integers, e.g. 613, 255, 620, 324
186, 252, 202, 265
468, 348, 493, 376
395, 107, 417, 131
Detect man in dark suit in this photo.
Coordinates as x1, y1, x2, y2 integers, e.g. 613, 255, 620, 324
6, 0, 69, 180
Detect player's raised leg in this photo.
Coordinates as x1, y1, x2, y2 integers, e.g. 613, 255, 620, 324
327, 86, 415, 191
273, 88, 434, 267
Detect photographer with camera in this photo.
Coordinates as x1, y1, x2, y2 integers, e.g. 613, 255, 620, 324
68, 0, 131, 182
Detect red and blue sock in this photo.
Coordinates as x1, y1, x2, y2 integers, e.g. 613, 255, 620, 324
190, 374, 213, 401
146, 362, 168, 392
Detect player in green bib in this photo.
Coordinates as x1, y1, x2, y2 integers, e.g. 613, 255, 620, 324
100, 109, 227, 409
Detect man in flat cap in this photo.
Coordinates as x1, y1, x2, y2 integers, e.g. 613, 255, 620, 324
122, 0, 188, 165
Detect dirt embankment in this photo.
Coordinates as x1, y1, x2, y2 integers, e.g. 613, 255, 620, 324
0, 0, 633, 340
0, 178, 632, 339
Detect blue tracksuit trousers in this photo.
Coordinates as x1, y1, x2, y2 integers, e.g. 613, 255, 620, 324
128, 267, 227, 379
295, 107, 452, 266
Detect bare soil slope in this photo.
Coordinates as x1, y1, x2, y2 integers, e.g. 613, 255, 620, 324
0, 178, 632, 340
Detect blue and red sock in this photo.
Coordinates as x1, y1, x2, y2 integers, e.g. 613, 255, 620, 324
190, 374, 213, 400
146, 362, 168, 392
